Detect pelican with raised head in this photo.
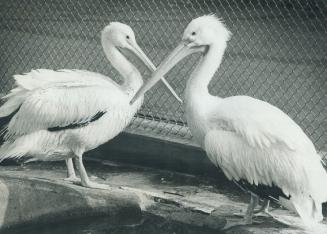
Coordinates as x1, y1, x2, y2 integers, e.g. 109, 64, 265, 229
131, 15, 327, 228
0, 22, 181, 189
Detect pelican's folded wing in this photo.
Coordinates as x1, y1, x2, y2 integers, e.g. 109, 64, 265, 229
12, 69, 119, 91
209, 96, 314, 152
5, 84, 124, 140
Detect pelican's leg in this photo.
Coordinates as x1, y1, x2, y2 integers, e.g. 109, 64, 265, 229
254, 199, 270, 216
74, 154, 109, 190
223, 193, 259, 230
232, 193, 260, 217
64, 158, 80, 183
244, 193, 259, 223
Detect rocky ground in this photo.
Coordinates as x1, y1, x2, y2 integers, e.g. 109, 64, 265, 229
1, 159, 324, 234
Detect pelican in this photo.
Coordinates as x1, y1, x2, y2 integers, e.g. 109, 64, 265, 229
131, 15, 327, 227
0, 22, 181, 189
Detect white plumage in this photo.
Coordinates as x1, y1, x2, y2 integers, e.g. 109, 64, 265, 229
131, 15, 327, 227
0, 22, 180, 189
1, 69, 138, 159
204, 96, 327, 203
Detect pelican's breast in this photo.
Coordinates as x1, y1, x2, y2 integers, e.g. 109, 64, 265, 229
49, 88, 143, 154
185, 95, 217, 146
78, 95, 142, 151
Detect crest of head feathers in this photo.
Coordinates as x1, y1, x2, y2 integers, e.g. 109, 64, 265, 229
188, 14, 232, 42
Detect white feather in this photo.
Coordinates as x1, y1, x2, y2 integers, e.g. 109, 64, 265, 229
161, 15, 327, 227
0, 95, 26, 117
0, 23, 149, 163
0, 69, 143, 162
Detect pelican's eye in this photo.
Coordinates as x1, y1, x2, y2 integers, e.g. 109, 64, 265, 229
126, 35, 130, 39
191, 32, 196, 36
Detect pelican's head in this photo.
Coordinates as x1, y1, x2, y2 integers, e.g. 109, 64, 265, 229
101, 22, 182, 103
101, 22, 137, 49
182, 15, 231, 47
130, 15, 231, 104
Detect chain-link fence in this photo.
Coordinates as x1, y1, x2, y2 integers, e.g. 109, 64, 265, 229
0, 0, 326, 155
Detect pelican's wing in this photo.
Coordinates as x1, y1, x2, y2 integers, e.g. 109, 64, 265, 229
11, 69, 119, 92
205, 96, 326, 203
1, 69, 120, 116
209, 96, 314, 151
4, 83, 125, 139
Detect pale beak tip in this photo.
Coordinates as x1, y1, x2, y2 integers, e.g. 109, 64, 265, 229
129, 98, 136, 105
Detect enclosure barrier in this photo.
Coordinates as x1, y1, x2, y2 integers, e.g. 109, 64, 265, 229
0, 0, 326, 156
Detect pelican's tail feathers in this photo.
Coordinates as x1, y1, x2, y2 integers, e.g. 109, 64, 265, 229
0, 139, 27, 163
312, 200, 323, 222
0, 94, 25, 118
305, 153, 327, 202
0, 96, 25, 145
290, 195, 323, 228
279, 196, 327, 233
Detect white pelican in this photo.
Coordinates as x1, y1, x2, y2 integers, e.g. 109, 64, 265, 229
131, 15, 327, 227
0, 22, 181, 189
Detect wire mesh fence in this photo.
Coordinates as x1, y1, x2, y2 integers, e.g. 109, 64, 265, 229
0, 0, 326, 155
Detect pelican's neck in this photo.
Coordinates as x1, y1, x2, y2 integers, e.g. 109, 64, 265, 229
102, 42, 143, 93
185, 41, 227, 101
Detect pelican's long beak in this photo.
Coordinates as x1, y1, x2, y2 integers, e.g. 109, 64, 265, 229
130, 42, 205, 105
128, 42, 182, 103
